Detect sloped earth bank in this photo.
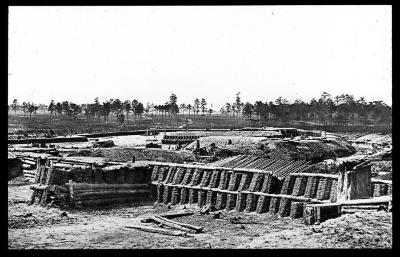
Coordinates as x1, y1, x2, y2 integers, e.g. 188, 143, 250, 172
64, 147, 197, 163
9, 184, 391, 249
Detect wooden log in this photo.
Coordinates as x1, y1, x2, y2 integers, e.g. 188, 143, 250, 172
30, 184, 50, 190
148, 216, 194, 233
153, 215, 203, 233
125, 224, 188, 237
73, 189, 150, 198
68, 183, 149, 190
74, 196, 148, 206
157, 183, 164, 203
23, 170, 37, 176
294, 173, 339, 179
21, 163, 34, 170
159, 211, 195, 219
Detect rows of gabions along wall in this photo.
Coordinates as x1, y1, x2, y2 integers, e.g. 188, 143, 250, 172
28, 157, 392, 218
148, 162, 392, 219
149, 163, 333, 219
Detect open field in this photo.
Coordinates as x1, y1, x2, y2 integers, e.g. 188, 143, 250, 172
8, 113, 392, 137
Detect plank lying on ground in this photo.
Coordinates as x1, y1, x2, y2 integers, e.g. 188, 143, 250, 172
154, 215, 203, 233
149, 216, 194, 233
125, 224, 189, 237
159, 211, 195, 219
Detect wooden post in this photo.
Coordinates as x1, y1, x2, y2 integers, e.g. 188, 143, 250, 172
336, 163, 372, 202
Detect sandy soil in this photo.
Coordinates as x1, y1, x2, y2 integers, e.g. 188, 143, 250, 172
8, 184, 392, 249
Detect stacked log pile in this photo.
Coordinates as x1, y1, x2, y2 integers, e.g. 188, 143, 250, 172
149, 162, 322, 219
29, 157, 153, 207
20, 156, 39, 182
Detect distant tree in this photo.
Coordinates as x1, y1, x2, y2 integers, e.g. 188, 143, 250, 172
200, 98, 207, 115
11, 99, 18, 115
208, 108, 213, 116
194, 98, 200, 115
186, 104, 193, 116
27, 103, 38, 118
242, 102, 254, 119
123, 100, 131, 122
220, 106, 226, 115
132, 99, 139, 121
48, 100, 55, 116
225, 103, 231, 117
116, 110, 125, 123
102, 101, 111, 121
235, 92, 243, 117
69, 103, 81, 119
93, 97, 101, 120
169, 94, 179, 116
112, 99, 122, 119
144, 102, 152, 116
22, 102, 28, 116
55, 102, 63, 116
180, 103, 186, 115
61, 101, 69, 116
136, 102, 144, 118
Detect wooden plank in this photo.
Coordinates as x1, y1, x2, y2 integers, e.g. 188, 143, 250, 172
125, 224, 189, 237
68, 183, 149, 190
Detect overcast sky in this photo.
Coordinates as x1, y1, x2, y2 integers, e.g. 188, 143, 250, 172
8, 6, 392, 108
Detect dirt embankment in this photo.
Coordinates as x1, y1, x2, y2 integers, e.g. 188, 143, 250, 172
64, 147, 197, 163
184, 136, 356, 162
240, 210, 392, 248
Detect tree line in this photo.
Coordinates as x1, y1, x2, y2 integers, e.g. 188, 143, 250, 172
220, 92, 392, 125
9, 91, 391, 125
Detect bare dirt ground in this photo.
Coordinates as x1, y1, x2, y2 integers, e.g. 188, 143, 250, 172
8, 183, 392, 249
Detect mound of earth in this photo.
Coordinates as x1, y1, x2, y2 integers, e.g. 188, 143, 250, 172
168, 130, 281, 137
65, 147, 197, 163
185, 136, 356, 162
